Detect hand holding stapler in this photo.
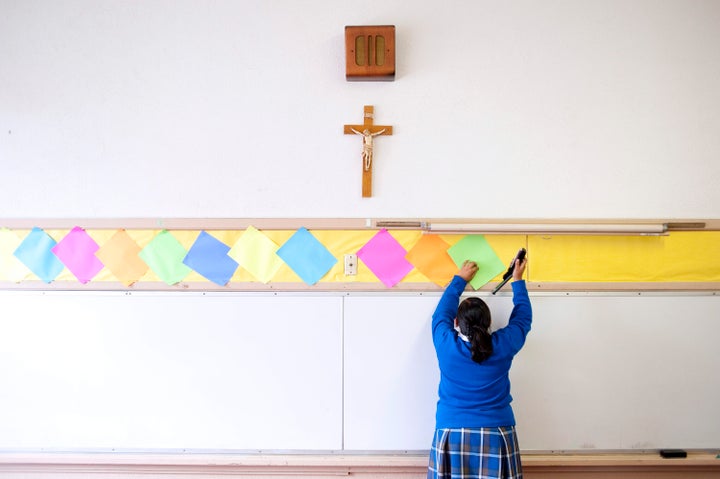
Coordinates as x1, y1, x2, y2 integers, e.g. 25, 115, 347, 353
491, 248, 527, 295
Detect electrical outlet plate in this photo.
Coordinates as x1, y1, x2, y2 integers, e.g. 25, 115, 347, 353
344, 254, 358, 275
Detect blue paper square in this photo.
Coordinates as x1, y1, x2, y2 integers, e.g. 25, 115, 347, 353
182, 231, 239, 286
13, 227, 65, 283
276, 227, 337, 285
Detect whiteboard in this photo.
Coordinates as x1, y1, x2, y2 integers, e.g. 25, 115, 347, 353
0, 292, 344, 451
0, 290, 718, 452
343, 294, 443, 450
512, 294, 720, 451
343, 292, 720, 451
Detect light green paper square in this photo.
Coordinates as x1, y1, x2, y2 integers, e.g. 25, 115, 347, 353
447, 235, 506, 289
229, 225, 284, 283
139, 230, 192, 285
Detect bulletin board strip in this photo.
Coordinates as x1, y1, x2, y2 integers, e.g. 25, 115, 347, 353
1, 220, 719, 291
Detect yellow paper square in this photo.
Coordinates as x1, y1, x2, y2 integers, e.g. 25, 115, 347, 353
0, 228, 31, 282
229, 226, 284, 283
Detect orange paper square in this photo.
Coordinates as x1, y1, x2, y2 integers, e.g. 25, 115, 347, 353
405, 234, 457, 287
95, 229, 149, 286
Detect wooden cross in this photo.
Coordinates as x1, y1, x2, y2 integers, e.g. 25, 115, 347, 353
344, 105, 393, 197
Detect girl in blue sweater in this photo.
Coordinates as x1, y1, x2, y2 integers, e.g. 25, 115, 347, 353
428, 258, 531, 479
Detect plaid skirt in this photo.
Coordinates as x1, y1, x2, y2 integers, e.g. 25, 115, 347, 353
427, 427, 523, 479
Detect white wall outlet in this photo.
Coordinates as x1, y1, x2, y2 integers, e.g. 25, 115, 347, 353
344, 254, 358, 276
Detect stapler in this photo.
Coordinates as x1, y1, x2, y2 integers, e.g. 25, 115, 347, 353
491, 248, 526, 295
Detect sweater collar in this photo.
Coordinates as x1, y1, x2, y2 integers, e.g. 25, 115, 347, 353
454, 324, 470, 342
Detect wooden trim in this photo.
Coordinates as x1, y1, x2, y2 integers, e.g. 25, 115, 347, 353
0, 218, 372, 230
527, 282, 720, 292
2, 218, 719, 231
0, 452, 717, 478
0, 280, 717, 293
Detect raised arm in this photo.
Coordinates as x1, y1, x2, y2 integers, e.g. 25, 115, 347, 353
496, 257, 532, 355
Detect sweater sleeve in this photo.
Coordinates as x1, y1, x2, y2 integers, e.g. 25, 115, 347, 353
431, 275, 467, 345
493, 280, 532, 357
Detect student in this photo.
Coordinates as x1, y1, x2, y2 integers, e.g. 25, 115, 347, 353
427, 258, 531, 479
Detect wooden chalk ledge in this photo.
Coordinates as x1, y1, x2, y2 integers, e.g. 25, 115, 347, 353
0, 452, 719, 478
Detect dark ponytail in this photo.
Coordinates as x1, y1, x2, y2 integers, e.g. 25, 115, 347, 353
457, 297, 493, 364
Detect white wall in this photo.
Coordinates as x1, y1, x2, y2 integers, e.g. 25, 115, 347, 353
2, 0, 719, 220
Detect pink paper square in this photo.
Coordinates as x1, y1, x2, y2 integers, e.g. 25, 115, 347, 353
357, 229, 414, 287
51, 226, 105, 283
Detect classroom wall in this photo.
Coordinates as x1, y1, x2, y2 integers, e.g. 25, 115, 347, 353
2, 0, 720, 220
1, 0, 719, 472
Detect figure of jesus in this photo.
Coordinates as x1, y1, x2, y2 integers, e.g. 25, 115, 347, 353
350, 128, 386, 170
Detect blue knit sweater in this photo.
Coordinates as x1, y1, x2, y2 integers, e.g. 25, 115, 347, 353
432, 275, 532, 429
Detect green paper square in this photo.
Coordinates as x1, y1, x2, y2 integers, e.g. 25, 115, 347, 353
139, 230, 192, 285
447, 235, 506, 289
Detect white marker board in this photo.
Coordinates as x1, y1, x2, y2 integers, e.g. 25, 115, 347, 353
0, 290, 718, 452
343, 292, 720, 451
0, 292, 344, 451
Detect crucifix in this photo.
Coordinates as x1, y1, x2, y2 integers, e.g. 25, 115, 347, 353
344, 105, 393, 197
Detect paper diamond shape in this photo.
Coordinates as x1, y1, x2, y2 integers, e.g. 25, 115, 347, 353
356, 229, 414, 288
95, 229, 149, 286
0, 228, 31, 282
51, 226, 105, 284
276, 227, 337, 285
405, 234, 457, 287
228, 225, 283, 283
182, 231, 238, 286
447, 235, 505, 290
139, 230, 192, 285
13, 227, 65, 283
